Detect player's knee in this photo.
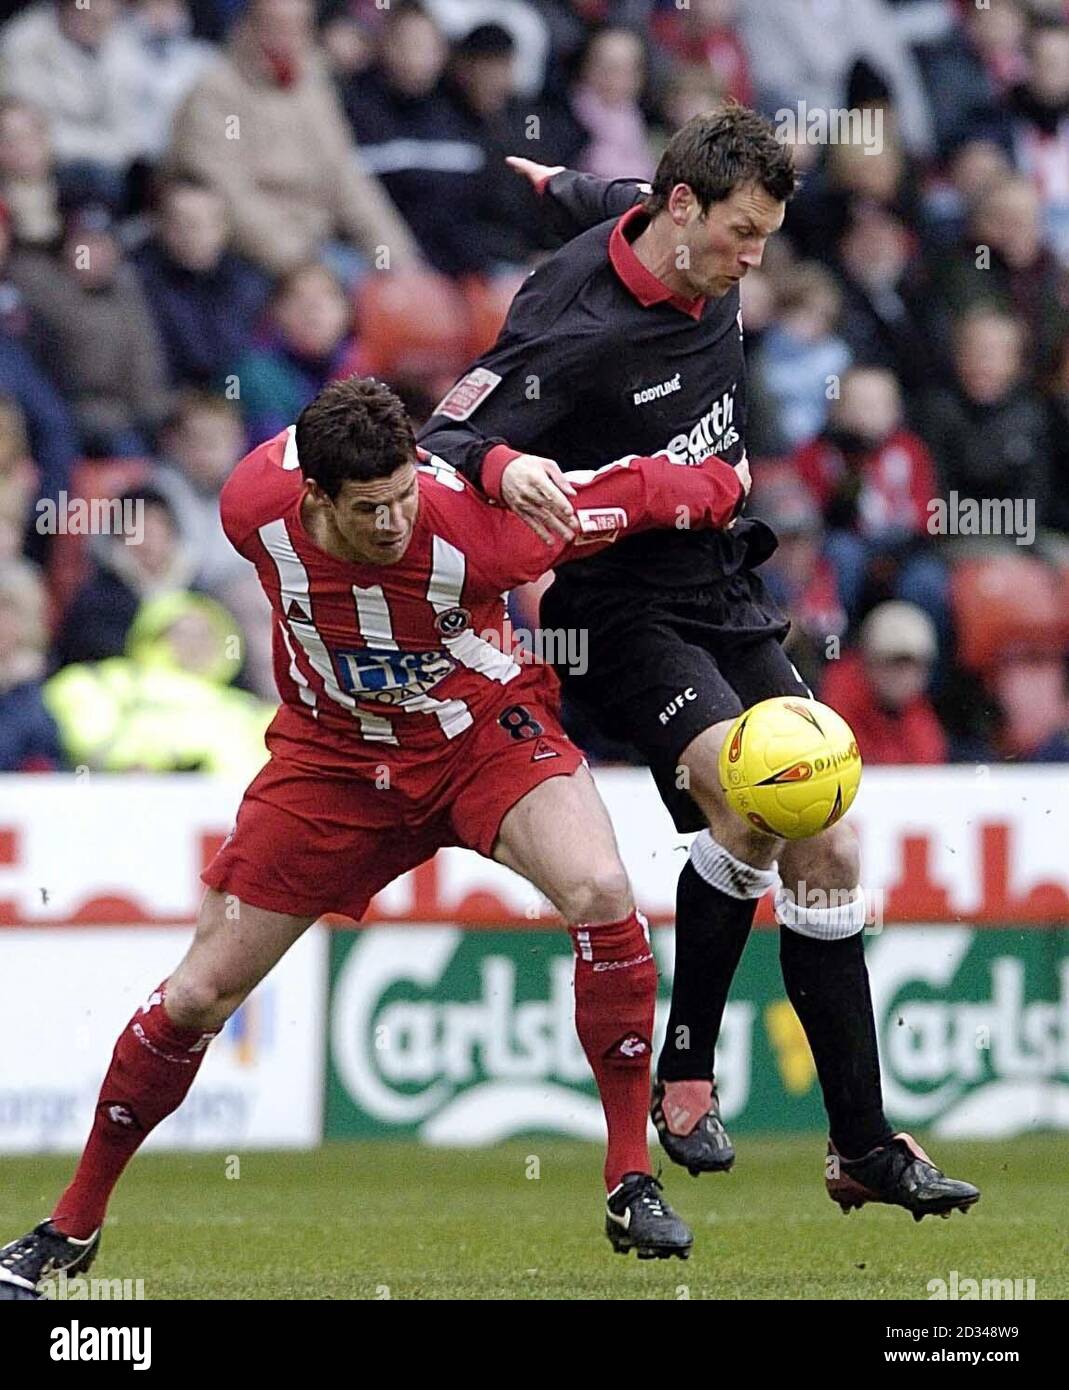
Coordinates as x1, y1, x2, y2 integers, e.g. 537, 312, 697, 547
560, 861, 633, 927
782, 821, 860, 895
818, 821, 861, 888
165, 970, 242, 1032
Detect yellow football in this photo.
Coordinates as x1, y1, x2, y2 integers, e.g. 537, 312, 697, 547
718, 696, 862, 840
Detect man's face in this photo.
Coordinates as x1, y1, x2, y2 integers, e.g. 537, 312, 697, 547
955, 316, 1022, 404
161, 185, 228, 271
975, 182, 1041, 269
865, 652, 930, 710
167, 408, 243, 491
251, 0, 312, 57
674, 181, 786, 299
59, 0, 118, 47
275, 268, 350, 358
313, 463, 419, 565
454, 54, 514, 117
382, 15, 446, 97
834, 369, 901, 445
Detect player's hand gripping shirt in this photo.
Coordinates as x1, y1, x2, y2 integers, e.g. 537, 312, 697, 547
219, 428, 744, 767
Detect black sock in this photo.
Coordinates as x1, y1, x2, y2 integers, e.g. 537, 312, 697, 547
657, 861, 757, 1081
779, 927, 893, 1157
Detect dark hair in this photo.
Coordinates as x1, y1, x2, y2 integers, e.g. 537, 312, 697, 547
645, 103, 797, 218
295, 376, 416, 500
455, 22, 514, 59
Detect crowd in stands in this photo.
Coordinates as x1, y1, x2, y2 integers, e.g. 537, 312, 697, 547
1, 0, 1069, 775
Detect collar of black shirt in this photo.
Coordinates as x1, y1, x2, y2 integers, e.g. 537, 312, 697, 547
608, 204, 706, 321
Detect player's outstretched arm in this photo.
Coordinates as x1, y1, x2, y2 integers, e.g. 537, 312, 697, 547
480, 453, 750, 590
506, 157, 650, 242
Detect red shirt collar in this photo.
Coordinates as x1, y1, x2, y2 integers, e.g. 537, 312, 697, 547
608, 204, 707, 321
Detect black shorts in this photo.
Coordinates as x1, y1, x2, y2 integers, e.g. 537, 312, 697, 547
541, 568, 810, 833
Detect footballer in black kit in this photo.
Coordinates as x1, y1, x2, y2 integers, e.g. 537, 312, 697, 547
419, 106, 979, 1222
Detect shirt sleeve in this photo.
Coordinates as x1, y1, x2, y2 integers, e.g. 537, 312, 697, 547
416, 287, 600, 498
538, 169, 650, 243
471, 452, 745, 592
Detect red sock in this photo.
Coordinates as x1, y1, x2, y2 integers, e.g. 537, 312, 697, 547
52, 982, 218, 1239
570, 910, 656, 1190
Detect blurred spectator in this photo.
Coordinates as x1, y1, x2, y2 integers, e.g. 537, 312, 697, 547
651, 0, 752, 107
751, 262, 852, 449
150, 388, 275, 698
1042, 327, 1069, 536
0, 98, 61, 251
1007, 21, 1069, 263
0, 557, 60, 770
918, 137, 1012, 250
444, 23, 565, 266
912, 306, 1051, 530
786, 124, 918, 265
319, 9, 374, 82
0, 0, 147, 208
651, 64, 726, 162
821, 601, 948, 763
44, 590, 273, 775
794, 366, 946, 639
961, 0, 1029, 93
153, 392, 246, 591
836, 204, 933, 390
0, 236, 77, 535
53, 486, 195, 670
0, 394, 36, 558
571, 25, 655, 181
341, 3, 505, 276
991, 648, 1069, 761
10, 202, 169, 456
232, 263, 365, 445
423, 0, 551, 100
915, 0, 1027, 155
750, 470, 847, 694
134, 177, 271, 386
921, 173, 1069, 370
0, 330, 77, 520
167, 0, 420, 278
126, 0, 215, 161
739, 0, 935, 155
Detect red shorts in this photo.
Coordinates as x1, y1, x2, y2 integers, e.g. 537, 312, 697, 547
202, 689, 583, 921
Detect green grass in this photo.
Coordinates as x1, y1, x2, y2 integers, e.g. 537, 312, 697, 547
3, 1136, 1066, 1300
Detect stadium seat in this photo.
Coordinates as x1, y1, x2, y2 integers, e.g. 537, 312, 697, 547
354, 271, 472, 381
46, 458, 151, 630
461, 271, 527, 359
949, 552, 1069, 671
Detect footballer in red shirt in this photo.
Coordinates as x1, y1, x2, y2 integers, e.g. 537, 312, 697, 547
0, 376, 750, 1294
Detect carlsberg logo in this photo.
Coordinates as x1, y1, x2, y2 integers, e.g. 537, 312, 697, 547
329, 929, 753, 1143
328, 926, 1069, 1143
867, 929, 1069, 1135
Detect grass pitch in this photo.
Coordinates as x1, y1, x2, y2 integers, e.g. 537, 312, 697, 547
2, 1135, 1065, 1300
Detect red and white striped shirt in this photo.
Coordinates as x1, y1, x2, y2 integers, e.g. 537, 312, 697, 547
220, 428, 742, 769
